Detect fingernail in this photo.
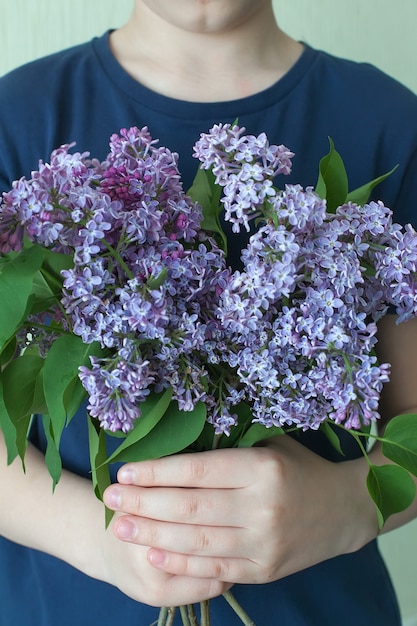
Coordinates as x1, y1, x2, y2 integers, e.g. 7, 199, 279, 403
103, 487, 121, 509
148, 548, 167, 567
118, 467, 136, 484
115, 519, 136, 540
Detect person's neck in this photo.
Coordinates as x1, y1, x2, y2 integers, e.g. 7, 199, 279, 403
110, 4, 303, 102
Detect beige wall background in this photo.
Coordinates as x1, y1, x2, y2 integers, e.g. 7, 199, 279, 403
1, 1, 417, 624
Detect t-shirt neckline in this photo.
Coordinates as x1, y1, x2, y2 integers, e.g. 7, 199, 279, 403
92, 30, 318, 120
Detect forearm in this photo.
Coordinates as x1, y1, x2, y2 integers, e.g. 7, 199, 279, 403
0, 433, 106, 580
328, 436, 417, 553
0, 433, 221, 607
372, 316, 417, 532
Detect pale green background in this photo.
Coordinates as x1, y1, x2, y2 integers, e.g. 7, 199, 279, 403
1, 1, 417, 624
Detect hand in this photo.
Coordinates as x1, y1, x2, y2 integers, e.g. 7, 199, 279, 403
0, 436, 227, 608
98, 510, 229, 607
103, 436, 379, 591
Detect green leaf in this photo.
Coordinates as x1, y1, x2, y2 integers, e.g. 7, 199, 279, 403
29, 270, 58, 315
42, 247, 73, 271
0, 337, 17, 366
347, 165, 398, 206
0, 244, 45, 349
147, 267, 168, 290
0, 381, 18, 465
13, 413, 32, 469
315, 138, 349, 213
188, 420, 216, 452
108, 400, 207, 464
41, 248, 73, 293
43, 335, 104, 446
1, 354, 46, 467
381, 413, 417, 477
2, 353, 45, 421
319, 420, 345, 457
187, 167, 227, 253
27, 249, 72, 317
238, 422, 284, 447
62, 377, 88, 422
41, 413, 62, 490
367, 463, 416, 527
104, 388, 173, 464
87, 417, 113, 526
30, 367, 49, 415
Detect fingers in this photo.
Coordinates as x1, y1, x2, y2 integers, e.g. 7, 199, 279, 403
115, 447, 267, 489
102, 443, 307, 589
112, 514, 251, 558
108, 503, 275, 586
147, 548, 260, 584
101, 439, 362, 591
104, 484, 244, 526
162, 575, 231, 606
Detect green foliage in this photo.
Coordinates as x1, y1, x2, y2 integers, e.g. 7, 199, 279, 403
319, 421, 345, 457
187, 167, 227, 253
0, 382, 18, 465
0, 337, 17, 366
104, 399, 207, 465
0, 245, 45, 350
216, 402, 253, 449
103, 388, 173, 463
381, 414, 417, 476
41, 413, 63, 490
0, 242, 95, 484
347, 165, 399, 206
1, 353, 46, 467
360, 414, 417, 526
315, 138, 397, 210
2, 353, 46, 420
315, 138, 349, 213
88, 418, 113, 527
238, 422, 284, 448
147, 267, 168, 290
367, 463, 416, 528
43, 335, 104, 445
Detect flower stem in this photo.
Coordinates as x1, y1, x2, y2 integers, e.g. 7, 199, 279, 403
211, 433, 222, 450
180, 605, 192, 626
187, 604, 199, 626
156, 607, 177, 626
222, 591, 257, 626
100, 237, 134, 280
200, 600, 211, 626
166, 607, 177, 625
157, 607, 168, 626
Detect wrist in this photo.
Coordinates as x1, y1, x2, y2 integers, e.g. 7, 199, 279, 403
336, 454, 380, 553
0, 438, 109, 582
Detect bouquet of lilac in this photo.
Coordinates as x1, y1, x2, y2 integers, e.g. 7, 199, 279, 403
1, 123, 417, 626
198, 128, 402, 432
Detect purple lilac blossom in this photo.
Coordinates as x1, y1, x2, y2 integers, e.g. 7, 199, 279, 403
2, 124, 417, 436
194, 124, 417, 431
0, 127, 231, 432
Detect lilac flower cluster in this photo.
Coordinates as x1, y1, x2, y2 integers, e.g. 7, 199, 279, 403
194, 123, 294, 232
0, 127, 230, 432
2, 122, 417, 437
194, 124, 417, 431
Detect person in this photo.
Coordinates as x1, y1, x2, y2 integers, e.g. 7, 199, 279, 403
1, 1, 417, 624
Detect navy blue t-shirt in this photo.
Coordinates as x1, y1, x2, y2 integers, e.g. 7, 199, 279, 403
1, 31, 417, 626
